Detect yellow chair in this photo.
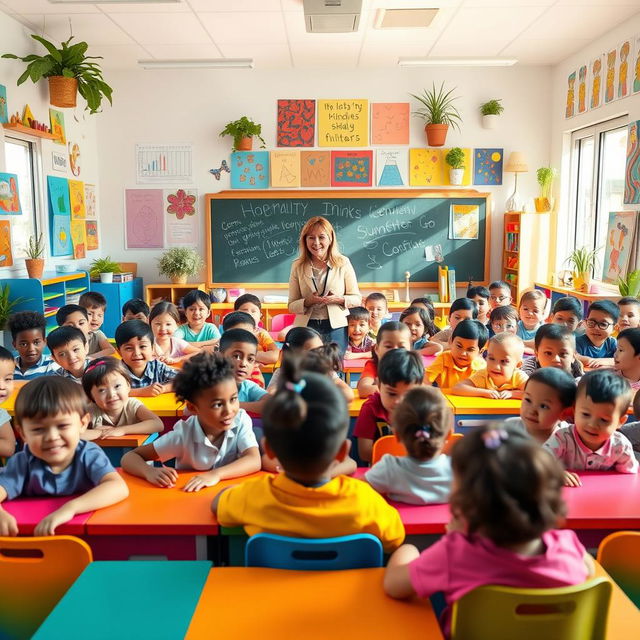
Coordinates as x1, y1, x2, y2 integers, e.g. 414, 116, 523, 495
597, 531, 640, 607
450, 578, 612, 640
0, 535, 92, 640
370, 432, 463, 465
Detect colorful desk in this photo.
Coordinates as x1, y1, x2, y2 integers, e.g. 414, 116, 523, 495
2, 495, 93, 535
444, 394, 521, 433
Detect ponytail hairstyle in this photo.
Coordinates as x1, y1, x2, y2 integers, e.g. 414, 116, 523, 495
282, 326, 323, 353
263, 352, 348, 476
312, 341, 341, 373
82, 357, 131, 401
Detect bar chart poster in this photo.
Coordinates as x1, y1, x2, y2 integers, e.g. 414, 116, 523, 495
135, 143, 194, 184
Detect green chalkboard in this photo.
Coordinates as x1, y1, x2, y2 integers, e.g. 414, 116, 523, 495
206, 190, 491, 287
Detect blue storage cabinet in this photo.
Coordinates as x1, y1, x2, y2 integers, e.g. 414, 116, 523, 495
90, 278, 143, 338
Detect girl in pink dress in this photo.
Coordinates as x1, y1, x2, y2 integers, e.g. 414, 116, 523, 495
150, 301, 199, 366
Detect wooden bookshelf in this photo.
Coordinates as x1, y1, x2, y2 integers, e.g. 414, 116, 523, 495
2, 122, 57, 140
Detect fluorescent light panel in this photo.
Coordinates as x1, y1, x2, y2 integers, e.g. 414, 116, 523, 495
138, 58, 254, 69
49, 0, 181, 4
399, 57, 517, 67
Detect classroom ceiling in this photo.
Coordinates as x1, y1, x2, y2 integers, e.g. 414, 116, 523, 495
1, 0, 639, 70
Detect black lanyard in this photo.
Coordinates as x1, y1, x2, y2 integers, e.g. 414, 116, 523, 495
311, 266, 330, 296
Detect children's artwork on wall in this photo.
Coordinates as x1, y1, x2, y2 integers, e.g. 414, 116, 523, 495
52, 150, 67, 172
371, 103, 410, 145
85, 184, 96, 218
0, 84, 7, 124
51, 215, 72, 256
49, 108, 66, 145
68, 142, 81, 176
0, 220, 12, 266
22, 104, 34, 127
634, 35, 640, 94
604, 47, 617, 104
409, 148, 444, 186
85, 219, 98, 251
565, 70, 576, 118
277, 100, 315, 147
601, 210, 638, 282
270, 150, 301, 188
331, 151, 372, 187
70, 219, 86, 259
577, 65, 588, 114
590, 55, 604, 109
166, 188, 196, 219
68, 180, 86, 219
618, 39, 633, 99
209, 160, 230, 181
300, 150, 330, 187
47, 175, 70, 217
442, 148, 472, 186
376, 149, 408, 186
624, 120, 640, 204
318, 99, 368, 147
47, 175, 72, 256
125, 189, 164, 249
0, 173, 21, 214
230, 151, 269, 189
473, 149, 503, 186
449, 204, 479, 240
164, 188, 197, 247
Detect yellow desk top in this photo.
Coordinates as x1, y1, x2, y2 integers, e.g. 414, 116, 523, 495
444, 393, 521, 415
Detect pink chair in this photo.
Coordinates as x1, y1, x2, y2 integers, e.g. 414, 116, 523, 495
270, 314, 296, 340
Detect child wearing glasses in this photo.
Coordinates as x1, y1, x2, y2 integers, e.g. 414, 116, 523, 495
575, 301, 618, 369
488, 281, 513, 309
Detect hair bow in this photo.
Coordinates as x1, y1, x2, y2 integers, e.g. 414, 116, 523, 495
415, 425, 432, 441
285, 379, 307, 394
482, 428, 508, 450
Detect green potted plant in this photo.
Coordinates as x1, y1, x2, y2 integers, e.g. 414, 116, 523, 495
535, 167, 557, 213
24, 232, 45, 279
219, 116, 266, 152
0, 283, 27, 348
618, 269, 640, 297
479, 99, 504, 129
445, 147, 466, 186
90, 256, 122, 283
410, 83, 462, 147
157, 247, 203, 284
566, 246, 599, 292
2, 35, 113, 113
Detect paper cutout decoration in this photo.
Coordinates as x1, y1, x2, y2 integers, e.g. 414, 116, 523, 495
125, 189, 164, 249
85, 184, 96, 218
300, 150, 330, 187
371, 103, 410, 145
69, 142, 80, 176
624, 120, 640, 204
230, 151, 269, 189
0, 173, 21, 214
330, 150, 372, 187
52, 215, 72, 257
0, 221, 12, 267
22, 104, 34, 127
601, 211, 637, 282
565, 70, 576, 118
409, 148, 444, 186
166, 188, 196, 219
70, 219, 86, 259
618, 39, 633, 99
318, 99, 368, 147
442, 148, 472, 186
473, 149, 503, 186
277, 100, 315, 147
604, 47, 617, 104
577, 65, 588, 114
590, 55, 604, 109
164, 189, 197, 248
270, 150, 301, 188
376, 149, 408, 187
85, 219, 98, 251
450, 204, 479, 240
47, 176, 70, 217
68, 180, 86, 219
49, 108, 66, 145
210, 160, 230, 180
0, 84, 7, 124
634, 36, 640, 94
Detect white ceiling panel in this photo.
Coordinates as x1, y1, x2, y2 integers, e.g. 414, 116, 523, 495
95, 2, 191, 14
219, 43, 292, 69
501, 37, 592, 64
21, 13, 132, 46
360, 41, 433, 68
191, 0, 284, 11
290, 42, 361, 69
109, 11, 211, 45
142, 43, 225, 59
463, 0, 555, 6
200, 11, 287, 44
431, 38, 513, 57
4, 0, 98, 14
90, 43, 150, 70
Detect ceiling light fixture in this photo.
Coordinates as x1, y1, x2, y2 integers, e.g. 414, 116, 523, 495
138, 58, 254, 69
49, 0, 181, 4
399, 57, 517, 67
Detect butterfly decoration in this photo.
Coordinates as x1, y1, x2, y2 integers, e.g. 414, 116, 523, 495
210, 160, 230, 180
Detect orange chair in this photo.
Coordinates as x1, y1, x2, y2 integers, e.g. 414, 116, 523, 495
371, 432, 463, 464
0, 535, 92, 639
596, 531, 640, 607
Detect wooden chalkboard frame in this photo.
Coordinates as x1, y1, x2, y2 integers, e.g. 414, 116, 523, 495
205, 189, 492, 289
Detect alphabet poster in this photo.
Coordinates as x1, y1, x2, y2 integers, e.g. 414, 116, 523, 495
624, 120, 640, 204
86, 219, 98, 251
590, 54, 604, 109
230, 151, 269, 189
376, 149, 408, 187
70, 219, 86, 259
617, 39, 633, 99
371, 103, 410, 145
300, 150, 330, 187
317, 99, 368, 147
473, 149, 503, 186
277, 99, 315, 147
270, 150, 301, 188
68, 180, 86, 219
0, 221, 12, 267
125, 188, 164, 249
0, 172, 21, 214
330, 150, 372, 187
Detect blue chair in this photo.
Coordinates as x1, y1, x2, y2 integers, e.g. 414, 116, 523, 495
245, 533, 383, 571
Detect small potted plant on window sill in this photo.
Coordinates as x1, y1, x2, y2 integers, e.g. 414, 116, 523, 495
566, 246, 599, 293
157, 247, 203, 284
445, 147, 466, 186
618, 269, 640, 297
410, 83, 462, 147
479, 99, 504, 129
90, 256, 122, 283
535, 166, 557, 213
219, 116, 266, 152
24, 232, 45, 279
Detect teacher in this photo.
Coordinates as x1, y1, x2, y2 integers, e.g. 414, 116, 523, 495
288, 216, 361, 355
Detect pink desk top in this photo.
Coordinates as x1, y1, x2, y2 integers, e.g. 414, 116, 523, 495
343, 355, 436, 372
3, 496, 93, 535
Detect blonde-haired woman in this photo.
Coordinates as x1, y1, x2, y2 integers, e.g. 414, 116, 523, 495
288, 216, 361, 355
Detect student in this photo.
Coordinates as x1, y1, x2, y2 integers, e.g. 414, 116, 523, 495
233, 293, 279, 365
466, 285, 491, 325
520, 324, 583, 379
356, 321, 412, 399
8, 311, 59, 380
213, 357, 405, 552
47, 326, 90, 383
114, 320, 177, 396
82, 357, 163, 440
399, 306, 442, 356
544, 370, 637, 486
344, 306, 374, 359
267, 326, 324, 392
222, 311, 266, 387
219, 328, 268, 415
488, 280, 513, 309
410, 298, 439, 337
550, 296, 583, 332
122, 352, 261, 492
384, 425, 592, 637
430, 298, 478, 347
426, 320, 488, 390
505, 368, 576, 443
175, 289, 220, 348
0, 347, 15, 458
575, 300, 618, 368
620, 390, 640, 462
613, 328, 640, 392
453, 333, 527, 399
57, 303, 114, 359
310, 342, 354, 402
122, 298, 150, 322
516, 290, 547, 353
365, 292, 389, 338
488, 305, 518, 336
0, 377, 128, 536
79, 292, 116, 358
149, 301, 198, 365
354, 349, 424, 464
617, 296, 640, 331
365, 386, 452, 505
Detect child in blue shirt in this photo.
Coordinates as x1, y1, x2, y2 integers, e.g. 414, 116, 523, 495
575, 300, 618, 368
516, 290, 547, 354
0, 376, 128, 536
175, 289, 220, 348
47, 326, 91, 383
8, 311, 59, 380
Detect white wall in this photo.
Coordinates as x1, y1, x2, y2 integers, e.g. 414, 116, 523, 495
97, 65, 551, 295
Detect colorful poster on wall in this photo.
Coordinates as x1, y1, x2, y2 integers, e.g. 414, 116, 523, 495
70, 219, 86, 259
300, 150, 330, 187
317, 99, 368, 147
371, 103, 410, 145
164, 188, 197, 248
624, 120, 640, 204
618, 39, 633, 99
125, 188, 164, 249
85, 184, 96, 218
330, 150, 372, 187
590, 54, 604, 109
604, 47, 617, 104
47, 176, 70, 217
442, 148, 472, 186
565, 70, 576, 118
409, 148, 443, 186
270, 150, 301, 188
277, 99, 315, 147
51, 215, 72, 256
376, 149, 408, 187
230, 151, 269, 189
85, 219, 98, 251
49, 108, 66, 145
0, 221, 12, 267
449, 204, 479, 240
577, 64, 588, 114
0, 84, 7, 124
473, 148, 503, 186
68, 180, 86, 219
0, 173, 21, 214
601, 211, 638, 282
633, 35, 640, 94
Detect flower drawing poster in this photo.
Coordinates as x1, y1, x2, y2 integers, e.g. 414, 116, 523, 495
230, 151, 269, 189
330, 151, 372, 187
164, 188, 197, 247
473, 149, 503, 186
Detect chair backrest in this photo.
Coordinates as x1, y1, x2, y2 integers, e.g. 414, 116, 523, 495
597, 531, 640, 607
450, 578, 612, 640
443, 432, 463, 455
371, 432, 463, 464
0, 535, 92, 639
245, 533, 383, 570
270, 313, 296, 333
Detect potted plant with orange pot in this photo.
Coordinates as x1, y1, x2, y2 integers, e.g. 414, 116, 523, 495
411, 83, 462, 147
219, 116, 266, 152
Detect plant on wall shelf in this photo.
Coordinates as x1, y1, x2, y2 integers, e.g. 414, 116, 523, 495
24, 232, 45, 279
565, 246, 599, 292
410, 83, 461, 147
219, 116, 266, 152
479, 98, 503, 129
535, 167, 557, 213
618, 269, 640, 297
445, 147, 465, 185
2, 35, 113, 113
157, 247, 203, 284
90, 256, 121, 283
0, 284, 27, 330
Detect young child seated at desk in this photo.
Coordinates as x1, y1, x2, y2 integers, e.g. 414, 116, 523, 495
620, 390, 640, 462
8, 311, 59, 380
213, 356, 405, 552
430, 298, 478, 348
222, 312, 267, 388
452, 333, 527, 399
355, 349, 424, 464
488, 305, 518, 337
115, 320, 177, 397
549, 296, 583, 333
504, 368, 576, 443
149, 301, 199, 366
425, 320, 487, 391
79, 292, 117, 359
613, 328, 640, 392
57, 303, 115, 359
520, 324, 583, 379
466, 285, 491, 326
0, 347, 15, 459
400, 306, 442, 356
175, 289, 220, 349
267, 327, 323, 392
233, 293, 279, 366
575, 301, 618, 368
516, 290, 547, 354
488, 280, 513, 310
365, 292, 388, 338
544, 370, 638, 487
617, 296, 640, 331
122, 352, 261, 492
81, 357, 163, 440
384, 424, 592, 637
0, 377, 128, 536
122, 298, 150, 323
48, 326, 91, 383
365, 386, 452, 505
357, 321, 412, 399
344, 306, 374, 360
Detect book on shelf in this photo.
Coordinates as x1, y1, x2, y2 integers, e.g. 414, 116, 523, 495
438, 266, 449, 303
447, 268, 456, 304
112, 272, 133, 283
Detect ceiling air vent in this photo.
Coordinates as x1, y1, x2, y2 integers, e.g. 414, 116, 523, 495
303, 0, 362, 33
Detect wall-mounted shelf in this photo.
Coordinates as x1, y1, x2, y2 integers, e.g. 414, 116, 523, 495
2, 122, 58, 140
